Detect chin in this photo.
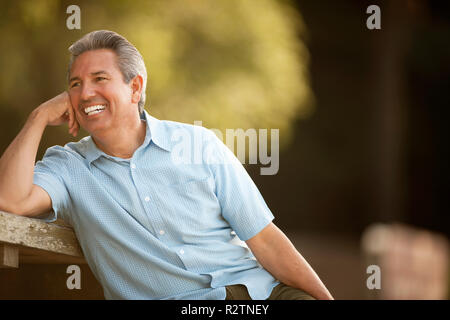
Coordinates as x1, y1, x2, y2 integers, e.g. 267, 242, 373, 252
84, 123, 108, 136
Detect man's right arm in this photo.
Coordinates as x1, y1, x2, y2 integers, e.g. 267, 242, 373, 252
0, 91, 79, 217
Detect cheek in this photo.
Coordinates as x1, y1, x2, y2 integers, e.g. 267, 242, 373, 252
114, 81, 133, 97
75, 108, 83, 118
110, 88, 131, 106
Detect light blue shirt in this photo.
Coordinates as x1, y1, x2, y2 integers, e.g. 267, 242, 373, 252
33, 110, 278, 300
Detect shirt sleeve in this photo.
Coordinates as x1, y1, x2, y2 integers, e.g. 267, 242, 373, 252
205, 130, 275, 241
33, 146, 71, 223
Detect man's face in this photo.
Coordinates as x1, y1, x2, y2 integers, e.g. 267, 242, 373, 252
68, 49, 137, 135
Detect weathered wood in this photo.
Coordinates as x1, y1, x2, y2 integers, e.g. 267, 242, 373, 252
362, 223, 449, 299
0, 243, 19, 268
0, 210, 85, 264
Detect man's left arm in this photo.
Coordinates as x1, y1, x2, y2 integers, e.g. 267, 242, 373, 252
246, 222, 334, 300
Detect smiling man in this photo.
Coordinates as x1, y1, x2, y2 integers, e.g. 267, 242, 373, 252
0, 30, 333, 300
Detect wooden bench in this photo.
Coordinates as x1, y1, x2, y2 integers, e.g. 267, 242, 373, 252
361, 223, 449, 299
0, 210, 105, 299
0, 210, 85, 268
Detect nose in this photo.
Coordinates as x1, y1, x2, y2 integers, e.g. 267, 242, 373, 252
80, 82, 96, 103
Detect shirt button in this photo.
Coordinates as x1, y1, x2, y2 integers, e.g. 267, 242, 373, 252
144, 196, 150, 202
130, 163, 136, 169
159, 230, 165, 235
179, 249, 185, 255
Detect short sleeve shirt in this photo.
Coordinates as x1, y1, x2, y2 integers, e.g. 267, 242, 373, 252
33, 110, 278, 299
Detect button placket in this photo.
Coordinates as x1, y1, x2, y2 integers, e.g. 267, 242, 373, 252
134, 174, 170, 242
131, 171, 157, 237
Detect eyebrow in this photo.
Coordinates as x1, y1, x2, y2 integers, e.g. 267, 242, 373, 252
69, 71, 110, 83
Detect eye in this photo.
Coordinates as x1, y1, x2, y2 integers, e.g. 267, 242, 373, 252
96, 76, 107, 82
70, 82, 80, 88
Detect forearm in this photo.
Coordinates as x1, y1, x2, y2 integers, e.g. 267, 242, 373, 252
247, 223, 334, 300
266, 236, 333, 300
0, 109, 47, 209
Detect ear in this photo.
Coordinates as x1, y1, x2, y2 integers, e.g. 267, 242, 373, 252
130, 75, 143, 104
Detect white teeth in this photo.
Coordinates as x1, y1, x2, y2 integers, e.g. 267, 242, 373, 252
84, 105, 106, 114
87, 109, 104, 116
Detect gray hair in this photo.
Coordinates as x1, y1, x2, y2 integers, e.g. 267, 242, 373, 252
68, 30, 148, 115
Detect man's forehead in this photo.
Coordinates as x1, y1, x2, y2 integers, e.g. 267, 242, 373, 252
70, 49, 120, 77
69, 70, 110, 83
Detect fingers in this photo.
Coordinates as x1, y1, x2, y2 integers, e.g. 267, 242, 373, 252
68, 105, 74, 135
72, 122, 80, 137
71, 116, 80, 137
66, 95, 80, 137
69, 118, 80, 137
65, 91, 74, 135
69, 110, 73, 129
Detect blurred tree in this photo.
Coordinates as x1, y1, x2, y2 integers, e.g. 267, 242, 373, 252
0, 0, 313, 156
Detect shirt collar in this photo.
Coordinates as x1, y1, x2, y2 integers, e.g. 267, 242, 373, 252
83, 110, 172, 166
141, 110, 172, 152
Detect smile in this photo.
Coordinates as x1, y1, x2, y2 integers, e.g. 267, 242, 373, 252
84, 104, 106, 116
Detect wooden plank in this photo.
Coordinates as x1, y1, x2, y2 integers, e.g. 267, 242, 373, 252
0, 210, 84, 259
362, 223, 449, 299
0, 244, 19, 268
15, 244, 86, 264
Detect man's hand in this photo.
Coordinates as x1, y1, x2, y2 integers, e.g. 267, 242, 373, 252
36, 91, 80, 137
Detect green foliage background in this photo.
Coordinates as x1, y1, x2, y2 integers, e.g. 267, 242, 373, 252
0, 0, 313, 154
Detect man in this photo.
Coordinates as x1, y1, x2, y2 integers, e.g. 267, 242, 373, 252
0, 30, 333, 300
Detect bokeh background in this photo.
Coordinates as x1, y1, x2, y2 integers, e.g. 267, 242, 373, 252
0, 0, 448, 299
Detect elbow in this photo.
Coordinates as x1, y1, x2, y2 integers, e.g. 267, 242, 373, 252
0, 197, 23, 215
